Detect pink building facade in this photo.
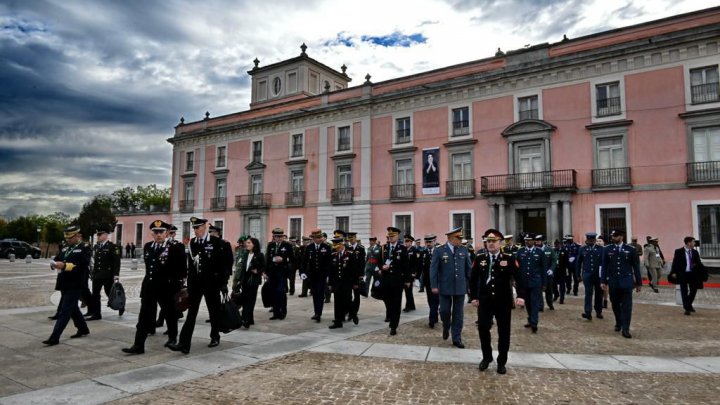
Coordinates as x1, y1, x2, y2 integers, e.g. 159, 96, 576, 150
116, 8, 720, 264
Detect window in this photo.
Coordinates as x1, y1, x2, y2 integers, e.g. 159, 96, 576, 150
272, 77, 282, 96
309, 72, 319, 94
214, 220, 224, 232
291, 170, 304, 192
395, 117, 411, 144
258, 80, 268, 100
335, 216, 349, 232
251, 174, 263, 195
216, 146, 226, 168
114, 223, 123, 245
518, 96, 539, 120
135, 223, 143, 247
599, 208, 627, 240
698, 205, 720, 258
693, 126, 720, 163
451, 152, 472, 180
452, 213, 472, 239
336, 164, 352, 188
690, 66, 719, 104
592, 131, 630, 188
337, 126, 351, 152
395, 159, 413, 185
252, 141, 262, 163
395, 214, 412, 237
185, 151, 194, 172
291, 133, 303, 157
215, 178, 226, 198
288, 72, 298, 93
183, 181, 194, 201
452, 107, 470, 136
596, 82, 621, 116
597, 137, 625, 169
289, 217, 302, 240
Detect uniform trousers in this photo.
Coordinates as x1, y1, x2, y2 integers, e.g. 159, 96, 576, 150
383, 284, 404, 329
403, 283, 416, 310
89, 277, 114, 316
609, 286, 633, 333
178, 284, 222, 350
523, 286, 541, 327
269, 272, 287, 318
311, 277, 327, 317
50, 290, 88, 341
543, 275, 554, 309
477, 300, 511, 366
425, 288, 439, 325
439, 294, 465, 343
583, 276, 604, 316
333, 285, 353, 324
134, 290, 177, 348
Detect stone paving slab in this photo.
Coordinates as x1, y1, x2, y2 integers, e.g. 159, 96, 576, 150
227, 334, 337, 360
167, 351, 258, 374
0, 379, 128, 405
361, 342, 429, 362
550, 353, 637, 371
308, 340, 374, 356
218, 330, 286, 344
678, 356, 720, 373
94, 364, 203, 394
507, 351, 567, 369
426, 346, 481, 364
613, 355, 708, 373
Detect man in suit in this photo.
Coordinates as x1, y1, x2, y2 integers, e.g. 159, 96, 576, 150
516, 233, 546, 333
301, 228, 333, 323
86, 225, 122, 320
670, 236, 706, 315
643, 236, 664, 293
577, 232, 604, 320
379, 226, 411, 336
169, 217, 232, 354
470, 229, 518, 375
421, 234, 439, 328
122, 220, 187, 354
601, 229, 641, 338
266, 228, 294, 320
430, 227, 472, 348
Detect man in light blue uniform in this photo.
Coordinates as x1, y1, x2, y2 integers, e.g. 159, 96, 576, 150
577, 232, 604, 320
430, 227, 472, 348
516, 232, 546, 333
601, 229, 641, 338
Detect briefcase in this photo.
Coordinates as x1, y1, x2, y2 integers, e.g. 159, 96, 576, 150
175, 288, 190, 312
219, 294, 243, 333
107, 282, 126, 311
370, 278, 384, 300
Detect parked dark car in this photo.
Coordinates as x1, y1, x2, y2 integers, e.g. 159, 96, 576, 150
0, 239, 42, 259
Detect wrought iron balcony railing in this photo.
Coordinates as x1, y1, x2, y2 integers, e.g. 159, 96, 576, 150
331, 188, 354, 205
446, 179, 475, 198
687, 161, 720, 184
285, 191, 305, 207
691, 82, 719, 104
480, 170, 577, 195
210, 197, 226, 210
179, 200, 194, 212
390, 184, 416, 201
591, 167, 631, 189
235, 193, 271, 209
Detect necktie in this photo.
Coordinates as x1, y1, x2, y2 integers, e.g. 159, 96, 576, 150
687, 250, 692, 270
487, 254, 495, 284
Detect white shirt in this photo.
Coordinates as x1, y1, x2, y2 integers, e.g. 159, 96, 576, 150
246, 253, 254, 271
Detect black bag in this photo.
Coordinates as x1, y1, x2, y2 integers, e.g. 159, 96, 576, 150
261, 281, 274, 308
107, 282, 126, 311
358, 279, 368, 298
667, 272, 678, 285
370, 278, 384, 300
219, 294, 243, 333
175, 288, 190, 312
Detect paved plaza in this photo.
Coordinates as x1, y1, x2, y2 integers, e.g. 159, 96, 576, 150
1, 258, 719, 404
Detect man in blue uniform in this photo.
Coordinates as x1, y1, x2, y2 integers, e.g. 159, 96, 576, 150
301, 228, 333, 323
430, 227, 472, 348
516, 233, 546, 333
562, 235, 581, 296
577, 232, 604, 320
345, 232, 365, 322
600, 229, 641, 338
420, 234, 439, 328
379, 226, 411, 336
535, 234, 556, 311
266, 227, 294, 320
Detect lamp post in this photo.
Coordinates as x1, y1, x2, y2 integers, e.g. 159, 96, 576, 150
36, 225, 41, 247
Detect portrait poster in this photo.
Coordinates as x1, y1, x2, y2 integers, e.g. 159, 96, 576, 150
422, 148, 440, 194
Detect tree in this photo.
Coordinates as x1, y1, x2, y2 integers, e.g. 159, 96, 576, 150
110, 184, 170, 212
76, 196, 116, 240
4, 216, 37, 243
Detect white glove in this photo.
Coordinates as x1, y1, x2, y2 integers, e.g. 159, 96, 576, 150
569, 257, 575, 263
546, 270, 553, 276
300, 273, 307, 280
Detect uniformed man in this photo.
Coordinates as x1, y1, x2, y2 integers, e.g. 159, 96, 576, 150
44, 225, 92, 345
328, 236, 361, 328
470, 229, 518, 375
122, 220, 187, 354
301, 228, 333, 323
379, 226, 411, 336
430, 227, 472, 348
554, 239, 569, 304
266, 228, 294, 320
345, 232, 365, 321
363, 236, 382, 296
535, 234, 556, 311
577, 232, 604, 320
169, 217, 231, 354
601, 229, 641, 338
402, 234, 419, 313
207, 225, 234, 325
287, 238, 300, 296
516, 232, 546, 333
85, 225, 122, 321
420, 234, 439, 328
501, 234, 518, 256
297, 236, 312, 297
156, 224, 185, 329
563, 235, 581, 296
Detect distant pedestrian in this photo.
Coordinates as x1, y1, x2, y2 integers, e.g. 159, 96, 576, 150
643, 236, 664, 293
125, 243, 131, 258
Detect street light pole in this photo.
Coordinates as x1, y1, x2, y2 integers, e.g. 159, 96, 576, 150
36, 225, 41, 247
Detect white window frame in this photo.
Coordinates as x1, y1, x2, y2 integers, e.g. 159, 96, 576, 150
215, 178, 227, 198
514, 90, 543, 121
250, 139, 263, 163
183, 181, 194, 201
594, 203, 632, 240
290, 132, 305, 159
591, 127, 628, 170
215, 144, 227, 168
450, 151, 473, 181
335, 215, 350, 231
257, 78, 268, 101
335, 163, 352, 189
685, 58, 720, 112
393, 114, 412, 146
448, 104, 472, 139
288, 216, 304, 240
394, 158, 414, 186
250, 173, 263, 195
335, 124, 353, 154
393, 211, 414, 237
185, 150, 194, 173
449, 210, 475, 240
212, 219, 224, 233
590, 74, 626, 123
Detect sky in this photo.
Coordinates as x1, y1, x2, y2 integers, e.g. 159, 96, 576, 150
0, 0, 714, 218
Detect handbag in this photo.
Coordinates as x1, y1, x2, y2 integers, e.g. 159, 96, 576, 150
175, 288, 190, 312
358, 279, 368, 298
667, 272, 678, 285
107, 282, 126, 311
219, 293, 243, 333
370, 278, 384, 300
261, 281, 274, 308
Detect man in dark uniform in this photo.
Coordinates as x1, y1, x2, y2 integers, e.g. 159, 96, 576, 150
577, 232, 603, 320
328, 235, 361, 328
287, 238, 300, 296
266, 227, 294, 320
470, 229, 518, 375
535, 234, 556, 312
561, 235, 581, 296
501, 235, 518, 256
301, 228, 333, 323
601, 229, 641, 338
430, 227, 472, 348
420, 234, 439, 328
44, 225, 92, 345
402, 234, 418, 313
122, 220, 187, 354
85, 225, 122, 320
516, 233, 546, 333
297, 236, 312, 297
363, 236, 382, 296
345, 232, 365, 322
378, 226, 411, 336
554, 239, 568, 304
169, 217, 231, 354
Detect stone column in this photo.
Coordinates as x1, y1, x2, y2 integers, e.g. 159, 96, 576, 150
549, 201, 558, 242
562, 200, 572, 237
488, 204, 497, 229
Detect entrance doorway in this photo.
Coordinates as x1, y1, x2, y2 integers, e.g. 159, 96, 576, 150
517, 208, 547, 237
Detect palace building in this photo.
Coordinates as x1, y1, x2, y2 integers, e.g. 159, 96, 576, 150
116, 7, 720, 264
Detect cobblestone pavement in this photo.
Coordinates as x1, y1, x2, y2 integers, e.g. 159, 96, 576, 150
108, 352, 720, 405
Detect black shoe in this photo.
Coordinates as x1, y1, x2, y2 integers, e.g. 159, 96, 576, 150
85, 315, 101, 321
429, 322, 435, 329
622, 330, 632, 339
289, 291, 294, 296
205, 319, 211, 323
548, 306, 555, 310
442, 328, 449, 340
497, 365, 507, 375
122, 345, 144, 355
539, 308, 544, 312
452, 341, 465, 349
402, 308, 411, 313
324, 299, 331, 303
524, 323, 531, 328
690, 307, 696, 313
311, 315, 319, 321
164, 339, 177, 348
269, 308, 273, 312
298, 294, 308, 297
479, 360, 490, 371
531, 326, 538, 333
155, 319, 164, 327
418, 288, 425, 293
596, 313, 604, 319
48, 314, 59, 320
384, 318, 390, 322
269, 316, 281, 320
119, 308, 125, 316
614, 325, 621, 332
328, 322, 343, 329
553, 296, 559, 302
315, 316, 321, 323
168, 343, 190, 354
653, 288, 659, 293
685, 310, 691, 315
390, 329, 397, 336
208, 339, 220, 348
70, 329, 90, 338
559, 299, 564, 305
163, 330, 169, 335
352, 315, 359, 325
42, 338, 59, 346
581, 313, 591, 320
573, 292, 578, 296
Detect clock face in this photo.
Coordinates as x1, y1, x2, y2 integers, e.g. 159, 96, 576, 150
273, 77, 282, 95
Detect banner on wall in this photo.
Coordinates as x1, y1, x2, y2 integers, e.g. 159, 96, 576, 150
422, 148, 440, 195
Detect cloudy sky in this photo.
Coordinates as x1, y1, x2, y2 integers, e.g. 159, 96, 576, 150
0, 0, 712, 218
